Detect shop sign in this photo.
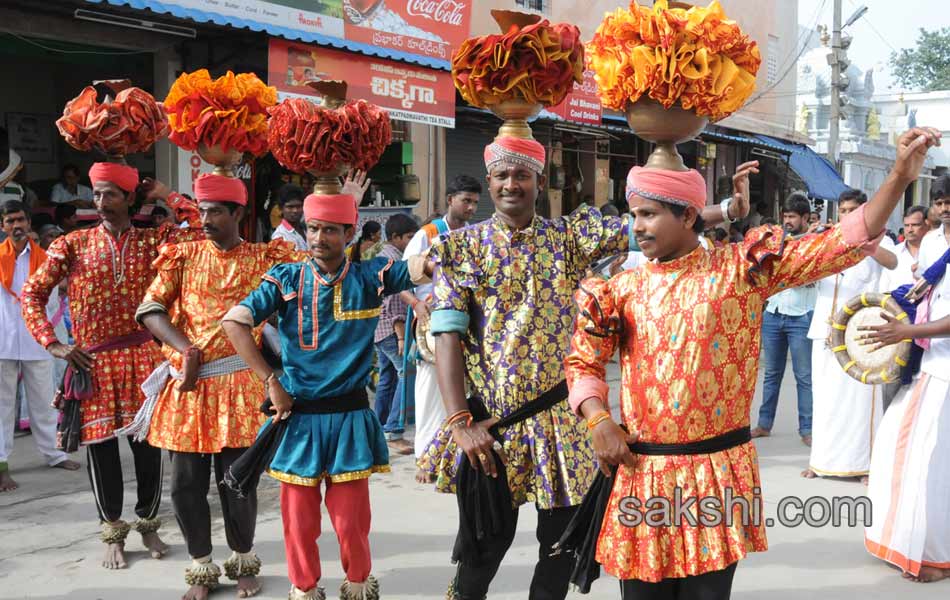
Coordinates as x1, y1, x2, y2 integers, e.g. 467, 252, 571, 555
176, 147, 253, 198
549, 69, 603, 127
268, 38, 456, 128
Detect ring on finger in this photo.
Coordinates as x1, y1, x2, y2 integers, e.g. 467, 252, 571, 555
478, 453, 488, 462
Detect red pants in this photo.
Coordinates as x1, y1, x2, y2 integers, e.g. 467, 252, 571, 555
280, 478, 372, 592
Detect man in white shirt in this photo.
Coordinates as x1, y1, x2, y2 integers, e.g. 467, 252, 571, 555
401, 174, 480, 482
753, 194, 817, 446
50, 164, 94, 206
0, 201, 80, 492
270, 183, 307, 251
918, 176, 950, 274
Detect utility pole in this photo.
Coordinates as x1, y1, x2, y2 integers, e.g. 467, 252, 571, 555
827, 0, 842, 167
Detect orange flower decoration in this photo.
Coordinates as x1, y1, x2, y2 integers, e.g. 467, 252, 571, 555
56, 84, 168, 157
163, 69, 277, 156
267, 98, 392, 173
588, 0, 760, 120
452, 19, 584, 108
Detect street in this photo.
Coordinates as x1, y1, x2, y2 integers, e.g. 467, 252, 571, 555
0, 359, 940, 599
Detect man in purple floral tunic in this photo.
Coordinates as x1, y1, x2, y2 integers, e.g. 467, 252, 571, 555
419, 135, 748, 600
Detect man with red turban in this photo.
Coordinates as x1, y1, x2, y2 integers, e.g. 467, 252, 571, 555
21, 162, 202, 570
418, 134, 750, 600
564, 128, 939, 599
132, 172, 307, 600
222, 192, 433, 600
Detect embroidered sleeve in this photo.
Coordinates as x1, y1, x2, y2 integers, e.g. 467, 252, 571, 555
20, 235, 71, 348
265, 238, 306, 265
565, 277, 621, 415
429, 230, 476, 332
742, 204, 881, 297
567, 205, 633, 270
136, 244, 184, 324
237, 265, 286, 326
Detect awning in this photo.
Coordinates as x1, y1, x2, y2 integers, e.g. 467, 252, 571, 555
699, 130, 791, 155
754, 135, 850, 202
86, 0, 457, 71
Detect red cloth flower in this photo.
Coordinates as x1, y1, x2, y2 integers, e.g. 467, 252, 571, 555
56, 86, 168, 157
267, 98, 392, 174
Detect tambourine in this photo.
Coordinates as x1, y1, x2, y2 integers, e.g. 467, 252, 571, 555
830, 292, 912, 385
415, 316, 437, 364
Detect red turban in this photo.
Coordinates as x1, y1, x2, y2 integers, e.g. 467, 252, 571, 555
626, 166, 707, 212
88, 162, 139, 193
193, 173, 247, 206
304, 194, 357, 226
484, 136, 546, 175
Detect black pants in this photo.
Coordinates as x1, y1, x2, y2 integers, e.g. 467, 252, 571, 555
620, 563, 738, 600
454, 504, 578, 600
86, 436, 163, 523
170, 448, 258, 558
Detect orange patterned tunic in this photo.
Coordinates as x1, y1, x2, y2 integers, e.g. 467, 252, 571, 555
564, 208, 878, 582
21, 223, 201, 444
139, 240, 302, 453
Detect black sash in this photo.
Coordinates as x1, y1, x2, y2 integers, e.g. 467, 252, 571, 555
480, 380, 569, 435
628, 426, 751, 456
260, 388, 369, 416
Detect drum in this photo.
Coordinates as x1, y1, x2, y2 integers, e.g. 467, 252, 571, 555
830, 292, 912, 385
415, 316, 437, 364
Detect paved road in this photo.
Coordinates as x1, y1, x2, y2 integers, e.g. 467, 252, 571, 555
0, 359, 942, 598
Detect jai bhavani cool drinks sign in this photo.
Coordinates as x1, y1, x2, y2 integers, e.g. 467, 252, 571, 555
268, 38, 456, 128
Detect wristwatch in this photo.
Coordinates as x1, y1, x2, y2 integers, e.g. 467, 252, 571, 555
720, 197, 736, 224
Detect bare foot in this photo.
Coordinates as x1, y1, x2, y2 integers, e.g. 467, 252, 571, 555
102, 542, 127, 569
415, 467, 434, 484
237, 575, 261, 598
860, 475, 869, 486
182, 584, 210, 600
801, 434, 812, 447
751, 427, 771, 439
51, 459, 81, 471
906, 566, 950, 583
387, 438, 414, 455
0, 471, 18, 492
141, 531, 169, 559
800, 468, 817, 479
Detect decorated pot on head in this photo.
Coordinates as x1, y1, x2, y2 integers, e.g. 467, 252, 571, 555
164, 69, 277, 177
588, 0, 761, 171
453, 9, 584, 141
267, 80, 392, 198
57, 78, 168, 165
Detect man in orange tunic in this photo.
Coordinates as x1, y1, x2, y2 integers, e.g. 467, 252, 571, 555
134, 173, 303, 600
564, 128, 939, 599
21, 162, 200, 570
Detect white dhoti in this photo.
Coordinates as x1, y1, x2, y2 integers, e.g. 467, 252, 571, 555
865, 373, 950, 575
413, 360, 445, 460
808, 340, 883, 476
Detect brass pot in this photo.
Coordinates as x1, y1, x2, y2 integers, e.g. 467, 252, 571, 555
307, 80, 348, 109
307, 164, 350, 195
197, 144, 243, 177
624, 98, 707, 172
489, 98, 543, 140
491, 9, 541, 31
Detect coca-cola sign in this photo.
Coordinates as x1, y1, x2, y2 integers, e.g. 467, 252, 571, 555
405, 0, 466, 26
344, 0, 471, 62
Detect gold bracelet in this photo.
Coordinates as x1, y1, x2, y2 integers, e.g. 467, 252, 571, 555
586, 412, 612, 430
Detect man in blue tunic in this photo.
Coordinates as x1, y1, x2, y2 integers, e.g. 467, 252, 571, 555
222, 191, 430, 600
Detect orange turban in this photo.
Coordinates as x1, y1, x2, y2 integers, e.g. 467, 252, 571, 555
626, 166, 707, 212
304, 194, 357, 226
484, 136, 546, 174
193, 173, 247, 206
88, 162, 139, 193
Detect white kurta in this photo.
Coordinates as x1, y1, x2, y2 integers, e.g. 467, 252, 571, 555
807, 238, 894, 476
865, 270, 950, 575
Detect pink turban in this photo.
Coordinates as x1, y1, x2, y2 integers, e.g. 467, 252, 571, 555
626, 166, 707, 212
194, 173, 247, 206
304, 194, 358, 226
484, 136, 546, 175
88, 162, 139, 193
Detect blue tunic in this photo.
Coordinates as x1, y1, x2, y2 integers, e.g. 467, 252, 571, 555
240, 256, 413, 485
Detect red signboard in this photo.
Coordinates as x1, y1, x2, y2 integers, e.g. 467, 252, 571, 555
268, 38, 456, 128
342, 0, 472, 63
549, 70, 603, 126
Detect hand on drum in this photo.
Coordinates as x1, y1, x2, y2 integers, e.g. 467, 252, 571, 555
858, 311, 912, 352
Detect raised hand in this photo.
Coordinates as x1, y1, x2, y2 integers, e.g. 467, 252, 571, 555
730, 161, 760, 220
342, 169, 371, 200
894, 128, 941, 182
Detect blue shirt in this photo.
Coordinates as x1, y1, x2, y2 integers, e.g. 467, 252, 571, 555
240, 256, 413, 401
